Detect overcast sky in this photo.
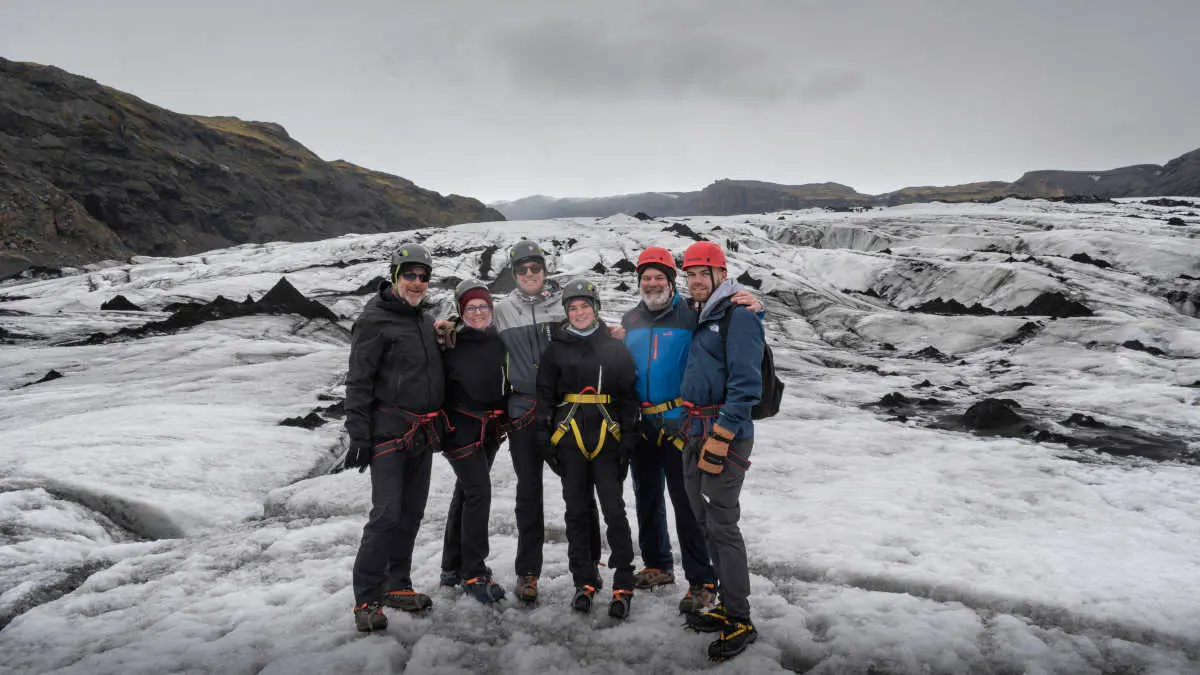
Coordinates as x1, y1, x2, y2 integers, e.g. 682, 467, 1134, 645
2, 0, 1198, 202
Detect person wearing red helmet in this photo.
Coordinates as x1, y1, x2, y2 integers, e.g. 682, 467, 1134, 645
620, 245, 761, 619
677, 240, 764, 661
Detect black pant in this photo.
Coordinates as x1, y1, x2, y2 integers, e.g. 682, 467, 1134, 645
558, 444, 635, 591
441, 439, 499, 579
510, 426, 602, 577
352, 446, 433, 603
631, 430, 716, 585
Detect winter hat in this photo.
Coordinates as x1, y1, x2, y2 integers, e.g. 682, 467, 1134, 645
457, 287, 493, 314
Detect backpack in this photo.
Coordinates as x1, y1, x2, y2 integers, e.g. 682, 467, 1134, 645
718, 307, 784, 420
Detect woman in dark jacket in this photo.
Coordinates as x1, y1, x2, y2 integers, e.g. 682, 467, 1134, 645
535, 278, 641, 619
440, 279, 509, 604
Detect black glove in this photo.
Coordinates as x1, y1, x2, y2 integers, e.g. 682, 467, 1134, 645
618, 434, 637, 481
340, 441, 372, 473
545, 453, 564, 477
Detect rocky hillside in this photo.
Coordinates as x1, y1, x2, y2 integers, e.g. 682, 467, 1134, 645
494, 148, 1200, 220
0, 58, 502, 270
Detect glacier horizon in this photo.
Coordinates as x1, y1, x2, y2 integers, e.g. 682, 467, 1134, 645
2, 198, 1199, 674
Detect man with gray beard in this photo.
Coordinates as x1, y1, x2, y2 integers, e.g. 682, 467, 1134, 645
619, 246, 759, 615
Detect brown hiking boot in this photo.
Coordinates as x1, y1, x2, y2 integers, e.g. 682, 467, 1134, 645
633, 567, 675, 590
382, 588, 432, 613
515, 574, 539, 603
353, 601, 388, 632
678, 583, 717, 614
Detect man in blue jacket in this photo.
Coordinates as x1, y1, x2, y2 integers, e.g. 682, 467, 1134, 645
677, 241, 764, 662
621, 246, 761, 616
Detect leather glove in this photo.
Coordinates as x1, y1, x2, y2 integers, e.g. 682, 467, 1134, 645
435, 320, 457, 349
697, 424, 733, 475
339, 440, 373, 473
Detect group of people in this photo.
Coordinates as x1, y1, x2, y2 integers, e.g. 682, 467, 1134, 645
341, 238, 767, 661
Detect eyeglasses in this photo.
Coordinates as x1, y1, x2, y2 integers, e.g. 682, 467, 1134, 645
462, 305, 491, 314
400, 271, 430, 282
515, 263, 543, 276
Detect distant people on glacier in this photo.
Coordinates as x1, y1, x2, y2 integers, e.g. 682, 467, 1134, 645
535, 278, 642, 618
342, 243, 446, 632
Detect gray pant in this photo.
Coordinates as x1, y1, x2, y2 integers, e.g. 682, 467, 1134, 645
683, 436, 754, 620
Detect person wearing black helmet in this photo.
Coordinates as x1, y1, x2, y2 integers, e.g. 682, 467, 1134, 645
437, 279, 508, 604
535, 278, 641, 618
343, 243, 446, 631
493, 240, 602, 603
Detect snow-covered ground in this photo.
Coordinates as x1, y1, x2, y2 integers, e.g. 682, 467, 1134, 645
1, 198, 1199, 674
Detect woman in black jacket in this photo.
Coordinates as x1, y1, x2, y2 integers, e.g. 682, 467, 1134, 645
535, 278, 641, 619
440, 280, 509, 604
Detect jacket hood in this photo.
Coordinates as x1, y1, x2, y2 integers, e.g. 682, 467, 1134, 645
696, 279, 744, 324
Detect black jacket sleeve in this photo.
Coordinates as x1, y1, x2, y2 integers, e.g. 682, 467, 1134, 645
345, 316, 386, 445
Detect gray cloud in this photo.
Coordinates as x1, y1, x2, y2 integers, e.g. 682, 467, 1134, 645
490, 15, 863, 104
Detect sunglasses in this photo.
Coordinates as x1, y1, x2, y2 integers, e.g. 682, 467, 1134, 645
400, 270, 430, 282
515, 263, 543, 276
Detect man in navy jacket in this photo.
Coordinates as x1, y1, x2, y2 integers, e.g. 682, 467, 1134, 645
677, 241, 764, 662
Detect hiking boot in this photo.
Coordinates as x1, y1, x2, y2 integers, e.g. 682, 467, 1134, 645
678, 583, 718, 614
685, 604, 730, 633
608, 589, 633, 619
707, 618, 757, 662
515, 575, 539, 603
353, 601, 388, 632
634, 567, 675, 590
571, 584, 599, 613
464, 576, 506, 604
382, 588, 433, 613
440, 570, 461, 587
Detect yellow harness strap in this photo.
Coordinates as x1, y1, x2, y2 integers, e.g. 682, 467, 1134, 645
550, 393, 621, 460
641, 397, 684, 416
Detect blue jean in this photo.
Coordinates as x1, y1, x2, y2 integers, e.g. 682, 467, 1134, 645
630, 429, 715, 586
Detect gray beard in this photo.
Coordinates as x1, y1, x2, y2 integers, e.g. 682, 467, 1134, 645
642, 289, 672, 311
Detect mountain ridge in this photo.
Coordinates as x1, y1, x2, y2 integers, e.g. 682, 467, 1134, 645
493, 150, 1200, 220
0, 57, 503, 271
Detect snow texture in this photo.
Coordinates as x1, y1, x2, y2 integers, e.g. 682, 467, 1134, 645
1, 198, 1199, 674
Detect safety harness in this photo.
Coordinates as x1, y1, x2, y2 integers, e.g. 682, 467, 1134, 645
682, 401, 751, 471
443, 408, 506, 461
371, 408, 452, 459
550, 386, 622, 460
641, 397, 686, 451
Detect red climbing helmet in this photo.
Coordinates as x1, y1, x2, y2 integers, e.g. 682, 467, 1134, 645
681, 241, 726, 270
636, 246, 676, 281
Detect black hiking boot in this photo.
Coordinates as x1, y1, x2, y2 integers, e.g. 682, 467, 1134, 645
685, 604, 730, 633
572, 584, 599, 613
382, 587, 433, 613
440, 570, 461, 587
353, 601, 388, 632
707, 617, 757, 662
678, 583, 717, 614
464, 575, 506, 604
515, 575, 539, 603
608, 589, 633, 619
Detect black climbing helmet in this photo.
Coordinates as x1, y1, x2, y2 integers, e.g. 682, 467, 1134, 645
391, 243, 433, 270
561, 278, 601, 311
454, 278, 489, 304
509, 240, 546, 269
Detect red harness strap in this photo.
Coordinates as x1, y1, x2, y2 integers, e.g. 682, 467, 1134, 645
372, 409, 451, 458
444, 408, 507, 461
681, 401, 751, 471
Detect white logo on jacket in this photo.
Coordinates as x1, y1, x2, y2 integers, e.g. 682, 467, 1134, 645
709, 324, 720, 333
